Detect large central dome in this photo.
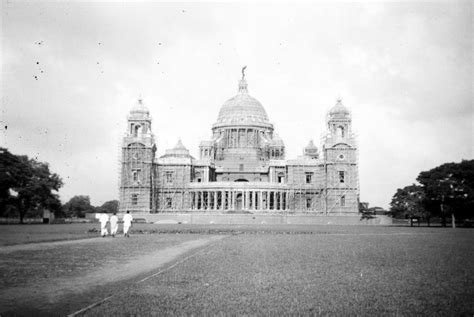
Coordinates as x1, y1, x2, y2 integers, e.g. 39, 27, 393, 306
213, 78, 271, 128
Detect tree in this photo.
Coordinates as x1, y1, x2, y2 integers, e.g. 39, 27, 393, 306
417, 160, 474, 228
0, 148, 63, 223
62, 195, 96, 218
390, 184, 428, 226
96, 200, 118, 214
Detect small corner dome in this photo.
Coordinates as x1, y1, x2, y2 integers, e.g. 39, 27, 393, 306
304, 139, 319, 158
161, 139, 193, 159
270, 134, 285, 146
329, 99, 350, 117
305, 139, 318, 150
173, 139, 187, 150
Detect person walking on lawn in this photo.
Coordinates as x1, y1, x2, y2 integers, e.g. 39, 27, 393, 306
123, 211, 133, 237
110, 212, 119, 237
99, 213, 109, 237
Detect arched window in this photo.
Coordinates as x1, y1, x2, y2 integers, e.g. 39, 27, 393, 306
340, 195, 345, 207
336, 126, 345, 138
134, 125, 142, 137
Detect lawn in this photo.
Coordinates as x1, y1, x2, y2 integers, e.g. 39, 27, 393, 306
85, 227, 473, 316
0, 224, 472, 316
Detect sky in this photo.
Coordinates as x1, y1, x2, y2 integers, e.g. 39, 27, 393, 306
1, 0, 472, 209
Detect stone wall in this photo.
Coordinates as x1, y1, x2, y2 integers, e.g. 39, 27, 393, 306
134, 213, 393, 225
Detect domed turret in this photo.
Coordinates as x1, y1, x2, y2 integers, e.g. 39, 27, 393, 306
329, 99, 350, 118
130, 98, 150, 116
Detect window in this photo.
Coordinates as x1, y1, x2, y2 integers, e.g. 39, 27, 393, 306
133, 125, 142, 137
166, 171, 174, 183
339, 171, 345, 183
239, 164, 244, 171
166, 197, 172, 209
195, 172, 202, 183
336, 126, 345, 138
306, 198, 312, 209
341, 195, 345, 207
131, 194, 138, 205
305, 172, 313, 184
277, 173, 285, 183
132, 169, 141, 182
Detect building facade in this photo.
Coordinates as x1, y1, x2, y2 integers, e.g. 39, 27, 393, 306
119, 73, 359, 214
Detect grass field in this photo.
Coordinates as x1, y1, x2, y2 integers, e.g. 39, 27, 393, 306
0, 224, 473, 316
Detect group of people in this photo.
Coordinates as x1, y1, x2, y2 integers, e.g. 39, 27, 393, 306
98, 211, 133, 238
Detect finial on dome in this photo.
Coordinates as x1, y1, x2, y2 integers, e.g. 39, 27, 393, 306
238, 66, 248, 93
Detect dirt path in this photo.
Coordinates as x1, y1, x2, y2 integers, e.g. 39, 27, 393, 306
0, 235, 226, 315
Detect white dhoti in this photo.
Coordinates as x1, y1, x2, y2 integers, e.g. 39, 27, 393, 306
100, 223, 108, 236
111, 223, 118, 235
122, 213, 133, 237
123, 224, 131, 235
110, 216, 119, 236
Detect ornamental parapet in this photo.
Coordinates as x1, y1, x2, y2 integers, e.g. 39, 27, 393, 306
187, 182, 323, 191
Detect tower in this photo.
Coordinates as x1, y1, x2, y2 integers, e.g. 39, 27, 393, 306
323, 99, 359, 213
119, 98, 157, 213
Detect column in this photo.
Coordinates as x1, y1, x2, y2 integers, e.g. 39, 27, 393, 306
221, 191, 226, 210
267, 191, 271, 210
259, 191, 263, 211
251, 191, 255, 210
280, 191, 284, 211
214, 191, 218, 210
245, 191, 249, 210
231, 191, 235, 210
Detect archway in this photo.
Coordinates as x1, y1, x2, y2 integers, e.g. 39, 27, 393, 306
235, 193, 243, 210
235, 179, 249, 182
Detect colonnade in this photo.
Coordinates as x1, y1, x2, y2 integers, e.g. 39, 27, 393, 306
190, 190, 291, 211
224, 128, 261, 148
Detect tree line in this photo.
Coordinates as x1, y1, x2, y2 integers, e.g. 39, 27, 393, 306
0, 148, 117, 223
390, 159, 474, 227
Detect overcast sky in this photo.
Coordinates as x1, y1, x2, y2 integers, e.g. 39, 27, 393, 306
1, 1, 472, 208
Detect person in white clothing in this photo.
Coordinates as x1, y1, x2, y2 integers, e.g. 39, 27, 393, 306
122, 211, 133, 237
110, 213, 119, 237
99, 213, 109, 237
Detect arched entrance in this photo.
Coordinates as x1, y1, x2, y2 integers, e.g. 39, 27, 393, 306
235, 179, 249, 182
235, 193, 243, 210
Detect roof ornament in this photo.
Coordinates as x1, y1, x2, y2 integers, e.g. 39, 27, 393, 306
238, 66, 248, 94
241, 65, 247, 80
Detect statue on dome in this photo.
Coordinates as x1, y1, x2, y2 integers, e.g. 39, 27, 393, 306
241, 66, 247, 80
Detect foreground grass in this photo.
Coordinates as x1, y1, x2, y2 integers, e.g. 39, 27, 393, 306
0, 222, 451, 246
87, 229, 474, 316
0, 234, 210, 316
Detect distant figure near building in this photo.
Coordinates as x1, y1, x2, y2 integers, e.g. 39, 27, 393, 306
122, 211, 133, 237
99, 213, 109, 237
119, 69, 359, 214
110, 213, 119, 237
